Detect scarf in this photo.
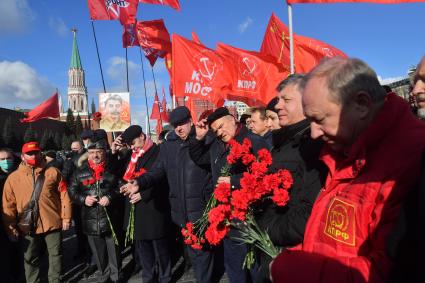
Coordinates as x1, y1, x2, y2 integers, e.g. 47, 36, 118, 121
88, 159, 106, 181
123, 137, 154, 181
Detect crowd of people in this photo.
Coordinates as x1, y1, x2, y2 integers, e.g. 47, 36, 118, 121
1, 56, 425, 283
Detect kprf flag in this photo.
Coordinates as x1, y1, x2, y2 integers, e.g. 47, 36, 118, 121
139, 0, 180, 10
261, 13, 347, 73
137, 19, 172, 66
287, 0, 424, 3
122, 22, 139, 47
21, 92, 60, 123
172, 34, 231, 105
217, 43, 288, 106
87, 0, 138, 25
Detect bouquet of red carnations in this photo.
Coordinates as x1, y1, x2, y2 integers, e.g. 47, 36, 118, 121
181, 138, 293, 267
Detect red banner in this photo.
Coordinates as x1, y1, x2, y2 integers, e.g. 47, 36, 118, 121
261, 13, 347, 73
172, 34, 231, 105
122, 22, 139, 48
217, 43, 288, 106
161, 87, 169, 122
139, 0, 180, 10
88, 0, 138, 25
287, 0, 424, 4
21, 92, 59, 123
192, 31, 202, 45
137, 19, 171, 66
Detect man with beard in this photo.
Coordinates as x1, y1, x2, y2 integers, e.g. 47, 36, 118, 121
2, 142, 72, 283
121, 106, 215, 283
270, 57, 425, 283
412, 56, 425, 119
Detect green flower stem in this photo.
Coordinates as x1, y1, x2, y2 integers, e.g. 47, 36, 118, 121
194, 195, 217, 237
125, 204, 135, 246
232, 212, 280, 266
104, 206, 119, 246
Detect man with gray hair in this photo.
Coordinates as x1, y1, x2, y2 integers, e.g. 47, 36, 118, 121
412, 55, 425, 118
270, 57, 425, 283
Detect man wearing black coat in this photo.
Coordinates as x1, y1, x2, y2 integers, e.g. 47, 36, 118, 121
190, 107, 269, 283
116, 125, 172, 283
68, 140, 122, 283
121, 107, 215, 283
255, 74, 327, 283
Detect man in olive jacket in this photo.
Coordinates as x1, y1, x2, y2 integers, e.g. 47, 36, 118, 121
68, 140, 122, 283
2, 142, 72, 283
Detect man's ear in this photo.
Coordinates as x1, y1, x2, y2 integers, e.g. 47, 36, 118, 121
353, 91, 373, 119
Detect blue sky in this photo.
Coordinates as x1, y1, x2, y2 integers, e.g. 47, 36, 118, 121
0, 0, 424, 126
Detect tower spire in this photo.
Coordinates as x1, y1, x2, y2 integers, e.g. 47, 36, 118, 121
70, 28, 82, 69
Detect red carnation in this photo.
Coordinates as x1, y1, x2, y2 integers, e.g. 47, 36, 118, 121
231, 189, 250, 211
93, 111, 102, 122
214, 182, 231, 203
231, 208, 247, 221
272, 188, 290, 206
205, 223, 229, 245
242, 153, 256, 166
257, 149, 273, 166
277, 169, 294, 189
208, 204, 231, 224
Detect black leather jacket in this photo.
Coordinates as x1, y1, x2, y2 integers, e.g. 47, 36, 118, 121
68, 161, 120, 236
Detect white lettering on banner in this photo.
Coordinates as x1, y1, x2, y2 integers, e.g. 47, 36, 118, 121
191, 71, 200, 81
105, 0, 129, 8
237, 80, 256, 90
184, 82, 212, 97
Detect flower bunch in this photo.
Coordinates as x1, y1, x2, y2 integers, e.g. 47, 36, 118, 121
82, 178, 96, 186
125, 167, 147, 246
181, 138, 293, 258
181, 222, 205, 250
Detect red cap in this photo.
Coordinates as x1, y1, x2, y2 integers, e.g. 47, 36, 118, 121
22, 142, 41, 154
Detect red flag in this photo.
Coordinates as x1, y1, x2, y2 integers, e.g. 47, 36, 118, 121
172, 34, 231, 105
161, 87, 169, 122
137, 19, 172, 66
217, 43, 288, 106
21, 92, 60, 123
191, 31, 202, 45
150, 93, 161, 120
139, 0, 180, 10
87, 0, 138, 25
122, 22, 139, 48
261, 13, 347, 73
287, 0, 424, 3
155, 120, 163, 136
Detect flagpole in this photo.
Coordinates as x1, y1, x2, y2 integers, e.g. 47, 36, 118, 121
125, 47, 130, 92
138, 48, 151, 136
288, 4, 295, 74
90, 21, 106, 93
151, 66, 163, 129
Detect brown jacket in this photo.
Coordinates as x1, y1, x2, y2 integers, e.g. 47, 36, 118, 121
2, 162, 72, 236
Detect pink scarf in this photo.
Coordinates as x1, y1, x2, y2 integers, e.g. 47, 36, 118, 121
123, 137, 154, 181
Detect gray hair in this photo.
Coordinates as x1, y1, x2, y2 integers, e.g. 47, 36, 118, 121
276, 73, 305, 92
301, 57, 386, 104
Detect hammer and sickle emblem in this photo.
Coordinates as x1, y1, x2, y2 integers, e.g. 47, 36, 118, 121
199, 57, 215, 81
242, 57, 256, 76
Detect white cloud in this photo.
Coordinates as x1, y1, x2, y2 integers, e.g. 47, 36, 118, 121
49, 17, 69, 37
0, 0, 35, 34
378, 75, 406, 85
106, 56, 166, 97
0, 61, 56, 108
238, 17, 253, 34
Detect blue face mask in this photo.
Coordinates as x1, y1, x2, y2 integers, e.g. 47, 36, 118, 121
0, 159, 14, 172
